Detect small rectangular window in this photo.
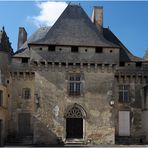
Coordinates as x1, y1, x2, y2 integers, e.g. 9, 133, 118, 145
120, 62, 125, 67
0, 90, 3, 106
136, 62, 142, 67
68, 75, 81, 96
71, 46, 78, 52
22, 58, 29, 63
48, 45, 55, 51
95, 47, 103, 53
119, 85, 129, 103
22, 88, 31, 99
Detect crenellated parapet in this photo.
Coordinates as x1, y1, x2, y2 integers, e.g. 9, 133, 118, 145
10, 71, 35, 80
29, 60, 118, 73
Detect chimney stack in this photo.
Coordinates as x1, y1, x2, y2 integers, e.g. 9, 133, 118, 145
91, 6, 103, 33
17, 27, 27, 50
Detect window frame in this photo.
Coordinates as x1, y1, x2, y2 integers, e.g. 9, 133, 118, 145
22, 88, 31, 100
21, 58, 29, 64
48, 45, 55, 52
71, 46, 78, 53
119, 85, 130, 103
95, 47, 103, 53
67, 74, 82, 97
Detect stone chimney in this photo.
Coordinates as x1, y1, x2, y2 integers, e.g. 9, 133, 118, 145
144, 48, 148, 60
17, 27, 27, 50
91, 6, 103, 33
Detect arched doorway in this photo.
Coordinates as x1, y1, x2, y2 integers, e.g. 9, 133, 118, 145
64, 104, 86, 139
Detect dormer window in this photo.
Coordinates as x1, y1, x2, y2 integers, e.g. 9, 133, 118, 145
22, 58, 29, 63
71, 46, 78, 52
95, 47, 103, 53
48, 45, 55, 51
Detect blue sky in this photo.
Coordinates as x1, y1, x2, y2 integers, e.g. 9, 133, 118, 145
0, 1, 148, 58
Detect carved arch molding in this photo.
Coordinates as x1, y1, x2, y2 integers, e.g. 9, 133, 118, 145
64, 103, 86, 118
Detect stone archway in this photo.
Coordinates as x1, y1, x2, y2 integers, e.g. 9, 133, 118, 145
64, 104, 86, 139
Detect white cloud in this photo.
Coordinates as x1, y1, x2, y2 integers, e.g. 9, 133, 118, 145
28, 1, 68, 27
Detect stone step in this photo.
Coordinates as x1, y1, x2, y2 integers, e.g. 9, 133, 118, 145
6, 135, 33, 146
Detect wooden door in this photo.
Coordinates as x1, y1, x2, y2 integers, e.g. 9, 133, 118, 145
66, 118, 83, 139
18, 113, 31, 136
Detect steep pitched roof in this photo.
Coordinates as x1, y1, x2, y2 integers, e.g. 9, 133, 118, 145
0, 27, 13, 53
103, 28, 142, 62
28, 5, 118, 48
14, 27, 50, 57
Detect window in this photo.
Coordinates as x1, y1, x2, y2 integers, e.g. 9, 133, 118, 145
22, 88, 31, 99
68, 75, 81, 96
143, 87, 147, 109
0, 90, 3, 106
119, 85, 129, 103
120, 62, 125, 67
71, 46, 78, 52
22, 58, 29, 63
48, 45, 55, 51
95, 47, 103, 53
136, 62, 142, 67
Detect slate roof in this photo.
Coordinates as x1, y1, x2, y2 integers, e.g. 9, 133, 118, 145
0, 28, 13, 53
28, 5, 118, 48
14, 27, 50, 57
14, 4, 142, 63
103, 28, 142, 62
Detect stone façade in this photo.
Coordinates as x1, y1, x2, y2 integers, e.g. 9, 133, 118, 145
0, 4, 148, 146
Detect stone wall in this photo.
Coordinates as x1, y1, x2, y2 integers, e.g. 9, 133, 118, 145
0, 85, 9, 146
32, 66, 115, 145
9, 73, 35, 135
